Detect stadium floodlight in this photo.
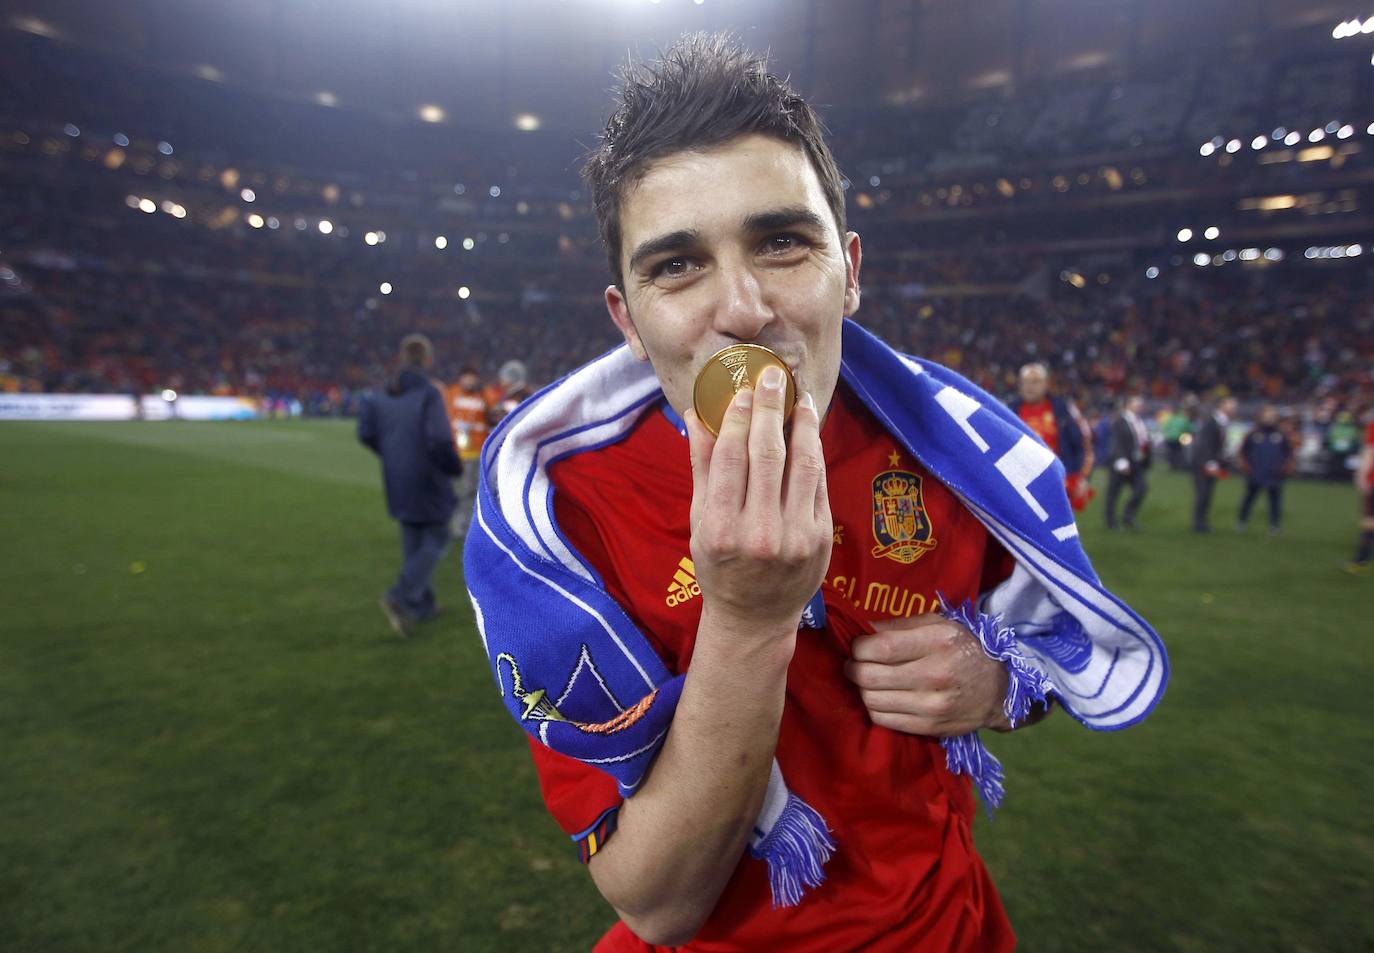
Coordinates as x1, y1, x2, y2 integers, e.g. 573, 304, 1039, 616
1284, 131, 1301, 146
1145, 266, 1160, 279
240, 188, 255, 203
1271, 128, 1286, 140
315, 91, 338, 107
1225, 139, 1242, 153
1223, 249, 1238, 262
125, 194, 140, 209
266, 217, 279, 229
318, 219, 334, 235
462, 237, 475, 250
248, 213, 264, 228
418, 104, 445, 123
1325, 121, 1340, 134
1305, 247, 1319, 259
489, 186, 501, 198
114, 132, 130, 147
1364, 17, 1374, 33
195, 64, 224, 82
1199, 142, 1215, 156
1309, 129, 1325, 143
1239, 248, 1260, 261
1251, 136, 1266, 150
157, 141, 173, 155
380, 282, 393, 295
1338, 125, 1355, 139
1177, 228, 1193, 242
1204, 226, 1220, 240
138, 198, 156, 213
161, 389, 178, 402
513, 113, 541, 132
365, 231, 379, 246
1192, 253, 1210, 267
435, 235, 448, 249
869, 175, 881, 187
63, 123, 79, 138
1264, 248, 1283, 261
458, 286, 471, 299
1350, 244, 1364, 257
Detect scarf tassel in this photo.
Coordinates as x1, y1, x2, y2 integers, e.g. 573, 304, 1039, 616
748, 792, 836, 908
937, 595, 1053, 819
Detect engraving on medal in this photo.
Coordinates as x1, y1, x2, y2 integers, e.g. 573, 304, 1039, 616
692, 343, 797, 436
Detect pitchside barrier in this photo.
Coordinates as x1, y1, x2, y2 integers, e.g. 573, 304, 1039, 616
0, 394, 262, 421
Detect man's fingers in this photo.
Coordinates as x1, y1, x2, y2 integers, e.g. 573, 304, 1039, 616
782, 390, 824, 516
704, 387, 753, 513
849, 625, 945, 665
870, 612, 945, 632
745, 366, 788, 511
684, 408, 716, 528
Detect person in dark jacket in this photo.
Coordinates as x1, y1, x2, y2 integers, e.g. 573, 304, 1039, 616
1236, 405, 1294, 534
358, 334, 464, 635
1191, 397, 1236, 533
1104, 394, 1151, 530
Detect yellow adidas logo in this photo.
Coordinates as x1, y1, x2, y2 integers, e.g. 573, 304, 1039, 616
664, 557, 701, 607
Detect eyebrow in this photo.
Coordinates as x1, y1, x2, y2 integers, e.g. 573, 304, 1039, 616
627, 229, 700, 275
742, 206, 829, 235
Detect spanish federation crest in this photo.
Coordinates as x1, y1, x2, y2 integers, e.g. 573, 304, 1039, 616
871, 451, 938, 564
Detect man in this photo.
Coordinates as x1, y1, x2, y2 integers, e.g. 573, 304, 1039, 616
1326, 409, 1361, 481
446, 366, 491, 536
1236, 405, 1293, 535
1160, 402, 1193, 471
465, 36, 1166, 952
358, 334, 463, 635
485, 359, 535, 426
1008, 362, 1094, 510
1192, 397, 1237, 533
1345, 409, 1374, 575
1104, 394, 1151, 531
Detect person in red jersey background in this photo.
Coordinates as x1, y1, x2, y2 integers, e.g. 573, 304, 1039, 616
1007, 362, 1094, 512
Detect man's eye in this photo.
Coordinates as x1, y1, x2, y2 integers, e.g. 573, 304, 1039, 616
764, 234, 806, 255
653, 258, 692, 278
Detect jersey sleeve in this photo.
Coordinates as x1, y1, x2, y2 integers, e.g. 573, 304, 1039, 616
518, 484, 636, 864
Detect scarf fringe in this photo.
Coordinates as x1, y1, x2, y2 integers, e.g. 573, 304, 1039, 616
937, 595, 1053, 818
749, 792, 836, 908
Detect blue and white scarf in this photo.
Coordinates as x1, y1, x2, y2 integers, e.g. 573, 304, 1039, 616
464, 319, 1168, 906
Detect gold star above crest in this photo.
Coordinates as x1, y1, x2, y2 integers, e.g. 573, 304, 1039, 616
887, 449, 902, 467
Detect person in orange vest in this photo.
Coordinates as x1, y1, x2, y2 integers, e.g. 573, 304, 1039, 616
447, 366, 491, 536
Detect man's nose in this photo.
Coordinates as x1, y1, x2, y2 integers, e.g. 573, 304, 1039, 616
712, 262, 774, 341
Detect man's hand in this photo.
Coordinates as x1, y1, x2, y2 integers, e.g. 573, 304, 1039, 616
685, 365, 833, 635
845, 614, 1011, 736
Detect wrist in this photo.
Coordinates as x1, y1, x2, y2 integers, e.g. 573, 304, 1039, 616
697, 601, 798, 664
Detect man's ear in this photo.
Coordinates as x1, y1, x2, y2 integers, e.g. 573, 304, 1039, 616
842, 231, 862, 317
606, 285, 649, 361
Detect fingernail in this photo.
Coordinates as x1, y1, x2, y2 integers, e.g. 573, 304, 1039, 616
760, 366, 784, 391
800, 391, 816, 412
735, 387, 753, 410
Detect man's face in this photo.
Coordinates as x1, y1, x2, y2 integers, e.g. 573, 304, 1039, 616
459, 371, 480, 391
604, 134, 860, 420
1128, 396, 1145, 415
1019, 367, 1048, 403
1260, 406, 1278, 426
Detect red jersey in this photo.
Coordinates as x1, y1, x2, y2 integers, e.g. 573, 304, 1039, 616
535, 383, 1016, 953
1365, 421, 1374, 489
1017, 400, 1060, 455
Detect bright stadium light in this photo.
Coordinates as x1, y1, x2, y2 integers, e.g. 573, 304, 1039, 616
458, 286, 471, 299
489, 185, 501, 198
315, 91, 338, 107
365, 231, 379, 246
1204, 226, 1220, 240
138, 198, 156, 213
380, 282, 393, 295
513, 113, 541, 132
240, 188, 255, 202
248, 213, 264, 228
1177, 228, 1193, 242
1264, 248, 1283, 261
318, 219, 333, 234
1271, 127, 1286, 140
266, 216, 280, 229
63, 123, 79, 138
1309, 129, 1325, 142
1225, 139, 1242, 153
195, 64, 224, 82
114, 132, 130, 147
462, 237, 475, 250
1145, 266, 1160, 279
1284, 131, 1301, 146
1199, 142, 1214, 156
1239, 248, 1260, 261
1222, 249, 1237, 262
1338, 124, 1355, 139
157, 141, 173, 156
161, 389, 178, 402
418, 104, 445, 123
1193, 253, 1210, 267
434, 235, 448, 249
125, 194, 140, 208
1350, 244, 1365, 256
1251, 136, 1266, 150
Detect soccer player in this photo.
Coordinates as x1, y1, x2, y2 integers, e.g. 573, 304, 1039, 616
1008, 362, 1094, 511
466, 35, 1166, 951
446, 366, 491, 536
1346, 409, 1374, 575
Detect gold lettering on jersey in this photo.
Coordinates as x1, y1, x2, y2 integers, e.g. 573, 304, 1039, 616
665, 556, 702, 607
862, 582, 928, 618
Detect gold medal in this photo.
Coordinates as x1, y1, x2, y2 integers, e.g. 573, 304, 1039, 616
692, 343, 796, 436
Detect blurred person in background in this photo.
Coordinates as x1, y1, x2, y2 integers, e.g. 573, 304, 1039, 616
1326, 410, 1361, 481
358, 334, 463, 636
1345, 409, 1374, 575
1192, 397, 1237, 534
1160, 401, 1194, 471
1105, 394, 1151, 531
1008, 362, 1094, 511
1236, 405, 1294, 536
487, 359, 536, 425
446, 366, 490, 537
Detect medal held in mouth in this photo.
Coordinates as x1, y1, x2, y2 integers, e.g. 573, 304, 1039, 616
692, 343, 797, 436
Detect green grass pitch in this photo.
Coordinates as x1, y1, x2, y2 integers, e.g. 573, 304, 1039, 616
1, 419, 1370, 952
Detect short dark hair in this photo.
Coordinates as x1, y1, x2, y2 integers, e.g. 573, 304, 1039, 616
583, 33, 848, 288
399, 333, 433, 367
